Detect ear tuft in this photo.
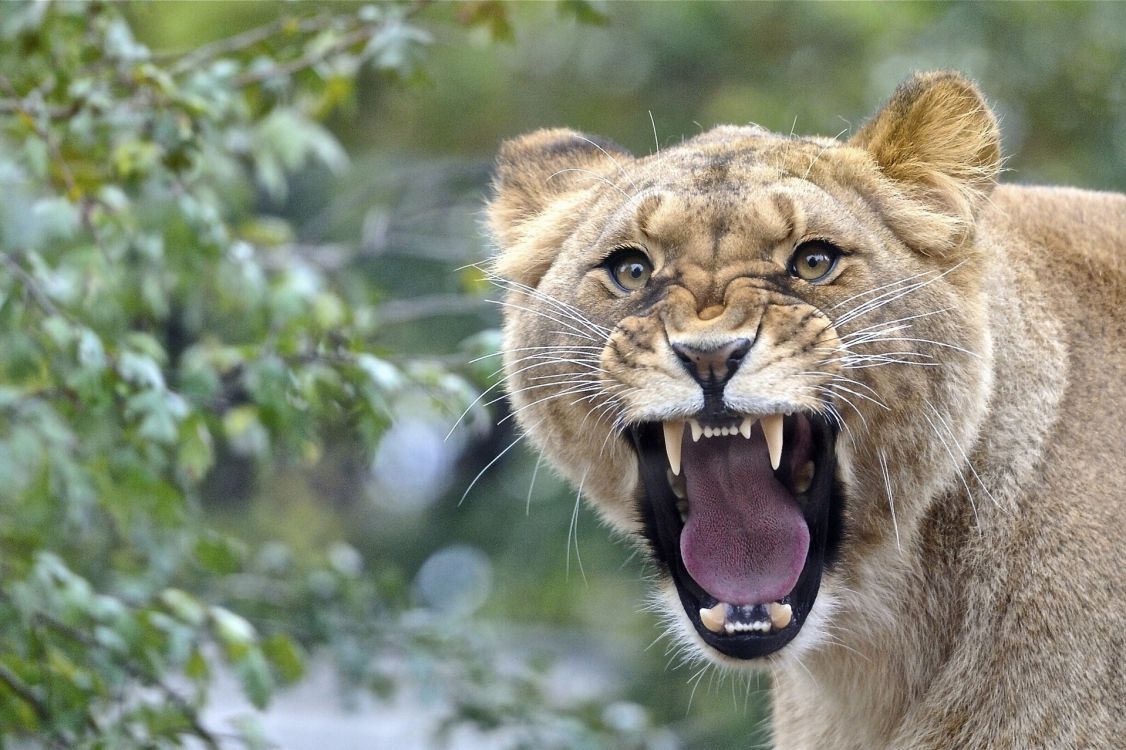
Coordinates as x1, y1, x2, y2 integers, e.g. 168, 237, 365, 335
849, 71, 1001, 251
487, 128, 632, 286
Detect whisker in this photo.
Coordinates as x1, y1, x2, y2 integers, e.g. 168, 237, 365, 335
525, 452, 543, 516
567, 471, 589, 585
827, 267, 938, 312
921, 409, 981, 532
548, 167, 631, 200
878, 449, 901, 552
485, 299, 601, 343
459, 426, 534, 507
487, 276, 612, 337
926, 401, 1003, 511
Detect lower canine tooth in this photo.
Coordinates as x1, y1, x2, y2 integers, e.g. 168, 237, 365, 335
699, 603, 726, 633
768, 602, 792, 630
795, 460, 815, 493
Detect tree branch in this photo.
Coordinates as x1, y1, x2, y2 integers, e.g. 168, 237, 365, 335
35, 613, 223, 750
231, 24, 380, 88
377, 294, 490, 326
0, 661, 50, 723
163, 13, 341, 73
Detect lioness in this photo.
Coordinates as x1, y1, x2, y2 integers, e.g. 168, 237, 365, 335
485, 71, 1124, 748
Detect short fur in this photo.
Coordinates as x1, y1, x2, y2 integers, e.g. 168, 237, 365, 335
486, 71, 1125, 748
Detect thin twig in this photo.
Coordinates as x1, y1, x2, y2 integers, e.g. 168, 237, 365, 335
0, 252, 68, 321
35, 613, 223, 750
0, 662, 50, 722
231, 24, 379, 88
377, 294, 490, 325
163, 13, 340, 71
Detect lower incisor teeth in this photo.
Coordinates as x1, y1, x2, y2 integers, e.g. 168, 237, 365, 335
768, 602, 793, 630
699, 603, 726, 633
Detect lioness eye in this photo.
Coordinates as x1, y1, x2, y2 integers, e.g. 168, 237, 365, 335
606, 247, 653, 292
788, 241, 841, 283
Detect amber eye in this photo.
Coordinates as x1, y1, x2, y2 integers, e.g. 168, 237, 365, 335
788, 241, 841, 283
606, 247, 653, 292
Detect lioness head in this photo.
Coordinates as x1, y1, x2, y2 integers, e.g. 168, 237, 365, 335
486, 72, 1001, 665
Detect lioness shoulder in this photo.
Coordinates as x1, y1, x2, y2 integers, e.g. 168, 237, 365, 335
486, 71, 1125, 748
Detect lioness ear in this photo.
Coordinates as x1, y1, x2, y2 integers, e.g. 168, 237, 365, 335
487, 128, 631, 287
849, 71, 1001, 253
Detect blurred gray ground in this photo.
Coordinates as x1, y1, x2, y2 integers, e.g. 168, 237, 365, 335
201, 646, 679, 750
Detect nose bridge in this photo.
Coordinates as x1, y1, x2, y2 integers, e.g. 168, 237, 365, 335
663, 283, 765, 345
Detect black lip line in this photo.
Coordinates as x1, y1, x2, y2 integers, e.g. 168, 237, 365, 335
629, 416, 840, 660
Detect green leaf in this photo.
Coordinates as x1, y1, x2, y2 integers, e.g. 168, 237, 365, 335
194, 532, 245, 575
185, 648, 210, 684
558, 0, 610, 26
176, 414, 214, 482
261, 633, 305, 684
211, 606, 256, 660
117, 351, 166, 390
236, 647, 274, 709
222, 405, 270, 458
160, 588, 206, 627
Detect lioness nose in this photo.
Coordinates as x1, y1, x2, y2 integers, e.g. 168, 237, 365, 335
671, 338, 752, 385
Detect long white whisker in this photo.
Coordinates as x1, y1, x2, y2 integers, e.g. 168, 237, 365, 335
827, 267, 938, 312
548, 167, 631, 200
487, 276, 611, 337
878, 449, 901, 552
921, 410, 981, 532
525, 452, 543, 516
573, 134, 639, 193
926, 401, 1003, 511
459, 426, 534, 507
567, 470, 589, 585
485, 299, 602, 343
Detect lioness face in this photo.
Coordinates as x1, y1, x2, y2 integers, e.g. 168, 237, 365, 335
488, 74, 999, 665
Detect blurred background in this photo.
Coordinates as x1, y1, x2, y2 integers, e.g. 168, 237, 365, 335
0, 2, 1122, 748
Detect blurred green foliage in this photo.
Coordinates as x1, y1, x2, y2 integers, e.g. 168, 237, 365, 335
0, 1, 667, 747
0, 1, 1121, 748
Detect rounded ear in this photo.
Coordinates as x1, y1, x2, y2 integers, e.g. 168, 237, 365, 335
849, 71, 1002, 253
487, 128, 632, 286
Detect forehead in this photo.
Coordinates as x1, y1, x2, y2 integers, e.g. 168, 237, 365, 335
617, 172, 859, 261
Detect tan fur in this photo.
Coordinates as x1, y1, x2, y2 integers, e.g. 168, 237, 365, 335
486, 71, 1125, 748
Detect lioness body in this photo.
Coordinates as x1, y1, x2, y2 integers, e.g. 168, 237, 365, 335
487, 73, 1125, 747
775, 185, 1125, 748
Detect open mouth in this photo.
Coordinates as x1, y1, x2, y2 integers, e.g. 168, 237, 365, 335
630, 413, 842, 659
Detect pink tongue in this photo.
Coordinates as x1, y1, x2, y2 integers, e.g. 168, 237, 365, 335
679, 426, 809, 605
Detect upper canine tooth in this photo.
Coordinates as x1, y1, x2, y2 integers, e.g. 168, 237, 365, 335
699, 603, 727, 633
663, 421, 684, 476
762, 414, 783, 471
689, 419, 703, 442
739, 417, 753, 439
